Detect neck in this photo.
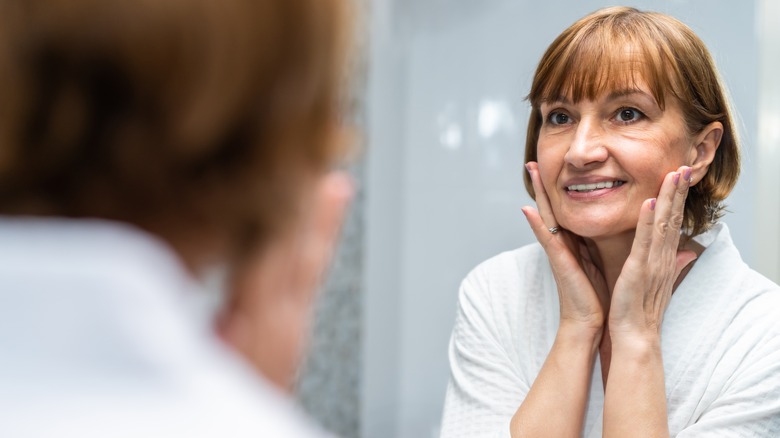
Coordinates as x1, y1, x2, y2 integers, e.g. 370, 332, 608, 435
584, 230, 636, 294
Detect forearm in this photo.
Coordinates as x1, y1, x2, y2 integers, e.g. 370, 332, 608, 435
510, 324, 599, 438
603, 333, 669, 438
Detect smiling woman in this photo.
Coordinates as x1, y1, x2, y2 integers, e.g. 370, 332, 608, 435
524, 7, 740, 239
535, 82, 723, 244
441, 6, 780, 438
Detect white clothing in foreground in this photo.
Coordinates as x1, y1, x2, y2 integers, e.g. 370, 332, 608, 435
0, 217, 329, 438
441, 223, 780, 437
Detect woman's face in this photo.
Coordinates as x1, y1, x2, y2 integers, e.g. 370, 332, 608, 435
536, 80, 695, 240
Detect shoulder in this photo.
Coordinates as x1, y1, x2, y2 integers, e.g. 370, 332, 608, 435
669, 224, 780, 377
0, 218, 328, 438
463, 242, 547, 289
670, 223, 780, 343
678, 223, 779, 307
699, 223, 780, 315
731, 270, 780, 339
0, 338, 328, 438
456, 242, 552, 321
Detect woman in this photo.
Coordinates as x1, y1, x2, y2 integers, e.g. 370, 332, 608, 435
0, 0, 352, 436
441, 7, 780, 437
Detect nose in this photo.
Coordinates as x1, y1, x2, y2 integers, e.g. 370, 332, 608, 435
564, 118, 608, 168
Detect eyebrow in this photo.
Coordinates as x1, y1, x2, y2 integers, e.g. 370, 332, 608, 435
605, 88, 652, 101
541, 89, 655, 105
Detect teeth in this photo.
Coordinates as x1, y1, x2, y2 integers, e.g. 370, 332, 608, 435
567, 181, 624, 192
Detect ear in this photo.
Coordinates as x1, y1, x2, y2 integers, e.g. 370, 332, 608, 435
215, 171, 352, 391
687, 121, 723, 185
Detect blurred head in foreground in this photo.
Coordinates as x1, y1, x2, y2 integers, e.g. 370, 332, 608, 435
0, 0, 353, 390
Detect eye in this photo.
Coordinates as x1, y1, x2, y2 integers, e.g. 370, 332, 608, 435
547, 111, 572, 126
614, 107, 645, 123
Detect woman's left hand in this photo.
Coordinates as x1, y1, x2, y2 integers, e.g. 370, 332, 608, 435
608, 165, 699, 341
604, 166, 698, 437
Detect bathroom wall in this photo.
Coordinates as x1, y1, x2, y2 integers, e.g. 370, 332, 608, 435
756, 0, 780, 283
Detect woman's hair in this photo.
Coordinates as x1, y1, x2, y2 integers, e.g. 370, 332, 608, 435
0, 0, 352, 255
524, 6, 740, 237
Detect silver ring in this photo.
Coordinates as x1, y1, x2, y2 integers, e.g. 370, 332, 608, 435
548, 226, 559, 234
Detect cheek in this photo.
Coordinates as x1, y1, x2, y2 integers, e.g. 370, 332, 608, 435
535, 140, 564, 187
621, 123, 691, 157
613, 130, 690, 172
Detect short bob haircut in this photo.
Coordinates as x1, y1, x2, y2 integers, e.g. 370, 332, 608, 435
0, 0, 351, 258
524, 6, 740, 237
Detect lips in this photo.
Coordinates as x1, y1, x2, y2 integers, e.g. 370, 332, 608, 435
566, 180, 626, 193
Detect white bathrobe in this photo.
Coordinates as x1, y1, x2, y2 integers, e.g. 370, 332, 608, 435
441, 223, 780, 437
0, 217, 328, 438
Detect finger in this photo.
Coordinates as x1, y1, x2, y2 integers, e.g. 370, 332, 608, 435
646, 168, 686, 258
521, 205, 557, 248
647, 166, 691, 260
629, 197, 657, 261
525, 161, 559, 229
523, 205, 588, 279
650, 170, 679, 236
664, 165, 692, 248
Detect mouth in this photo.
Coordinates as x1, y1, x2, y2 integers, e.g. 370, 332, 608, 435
565, 180, 626, 193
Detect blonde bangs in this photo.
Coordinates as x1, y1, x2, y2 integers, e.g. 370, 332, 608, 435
529, 11, 686, 111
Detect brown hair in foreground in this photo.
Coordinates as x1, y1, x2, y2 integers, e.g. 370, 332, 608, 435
524, 6, 740, 237
0, 0, 352, 261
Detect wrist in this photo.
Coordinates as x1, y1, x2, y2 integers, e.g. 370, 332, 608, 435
557, 322, 603, 352
609, 330, 662, 359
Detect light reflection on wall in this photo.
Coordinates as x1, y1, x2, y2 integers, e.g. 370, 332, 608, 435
477, 99, 516, 139
478, 99, 517, 168
437, 99, 519, 152
437, 103, 463, 150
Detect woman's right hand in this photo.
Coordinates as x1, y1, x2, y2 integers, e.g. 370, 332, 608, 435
511, 162, 610, 437
522, 162, 609, 338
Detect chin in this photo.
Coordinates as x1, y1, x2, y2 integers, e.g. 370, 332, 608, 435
559, 218, 634, 240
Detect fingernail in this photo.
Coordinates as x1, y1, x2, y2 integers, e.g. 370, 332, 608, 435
525, 163, 531, 172
650, 198, 656, 211
683, 167, 692, 183
673, 172, 681, 185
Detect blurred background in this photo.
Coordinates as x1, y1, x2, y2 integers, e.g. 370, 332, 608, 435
296, 1, 780, 437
